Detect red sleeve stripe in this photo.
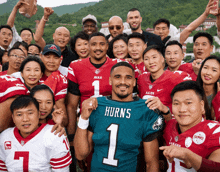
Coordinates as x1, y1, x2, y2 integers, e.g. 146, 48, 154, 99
50, 152, 70, 162
51, 158, 72, 169
0, 160, 7, 171
0, 160, 6, 167
50, 152, 72, 169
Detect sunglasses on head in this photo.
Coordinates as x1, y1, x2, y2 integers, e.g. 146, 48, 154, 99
109, 25, 122, 30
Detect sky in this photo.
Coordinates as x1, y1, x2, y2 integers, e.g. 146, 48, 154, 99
0, 0, 100, 7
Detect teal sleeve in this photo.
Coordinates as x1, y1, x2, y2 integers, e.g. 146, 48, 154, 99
143, 108, 164, 142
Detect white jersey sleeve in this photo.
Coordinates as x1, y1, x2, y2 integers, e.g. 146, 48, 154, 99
0, 128, 14, 172
43, 126, 72, 171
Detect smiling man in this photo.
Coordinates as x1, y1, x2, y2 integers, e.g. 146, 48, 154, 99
67, 32, 120, 171
106, 16, 124, 42
0, 47, 26, 76
138, 45, 191, 121
126, 8, 163, 47
0, 95, 71, 171
82, 14, 98, 36
165, 40, 198, 80
127, 32, 147, 78
162, 81, 220, 172
74, 61, 164, 172
67, 32, 120, 146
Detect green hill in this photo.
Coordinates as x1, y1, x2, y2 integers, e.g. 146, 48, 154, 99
0, 0, 19, 16
53, 2, 98, 16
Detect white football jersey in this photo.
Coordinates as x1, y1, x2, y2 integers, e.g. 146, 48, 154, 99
0, 124, 71, 172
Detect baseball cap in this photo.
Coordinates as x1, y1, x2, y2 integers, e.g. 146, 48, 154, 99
82, 14, 97, 25
42, 44, 61, 57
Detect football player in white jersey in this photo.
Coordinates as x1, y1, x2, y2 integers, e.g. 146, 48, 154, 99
0, 95, 71, 172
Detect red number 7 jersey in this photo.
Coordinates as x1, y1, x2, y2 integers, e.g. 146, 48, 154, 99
67, 57, 119, 106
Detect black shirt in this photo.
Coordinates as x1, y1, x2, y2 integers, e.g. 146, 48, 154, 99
142, 30, 164, 48
61, 46, 78, 67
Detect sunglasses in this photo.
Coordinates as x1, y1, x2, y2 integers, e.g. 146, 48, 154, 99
109, 25, 122, 30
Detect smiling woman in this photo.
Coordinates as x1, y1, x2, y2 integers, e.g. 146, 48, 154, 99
196, 55, 220, 120
20, 56, 45, 90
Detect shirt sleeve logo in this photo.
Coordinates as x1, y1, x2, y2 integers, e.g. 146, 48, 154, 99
152, 116, 163, 130
4, 141, 11, 150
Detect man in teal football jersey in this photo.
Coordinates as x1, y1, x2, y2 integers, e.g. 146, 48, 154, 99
74, 61, 164, 172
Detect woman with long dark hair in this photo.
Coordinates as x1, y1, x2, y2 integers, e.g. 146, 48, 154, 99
196, 55, 220, 120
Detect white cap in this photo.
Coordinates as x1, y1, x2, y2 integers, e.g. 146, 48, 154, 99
82, 14, 98, 25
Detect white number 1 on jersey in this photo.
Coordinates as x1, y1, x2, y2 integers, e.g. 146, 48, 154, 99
103, 124, 119, 167
92, 80, 100, 97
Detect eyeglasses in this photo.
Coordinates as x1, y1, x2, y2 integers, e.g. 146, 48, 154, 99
10, 54, 26, 60
109, 25, 122, 30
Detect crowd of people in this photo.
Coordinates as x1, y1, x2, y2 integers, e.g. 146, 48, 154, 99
1, 0, 220, 171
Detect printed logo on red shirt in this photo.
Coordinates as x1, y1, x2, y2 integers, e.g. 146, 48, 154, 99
4, 141, 11, 150
193, 132, 206, 145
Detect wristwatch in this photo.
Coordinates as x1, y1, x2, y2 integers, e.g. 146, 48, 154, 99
161, 107, 170, 115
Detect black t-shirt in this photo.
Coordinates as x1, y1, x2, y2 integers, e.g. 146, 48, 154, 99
142, 30, 164, 48
61, 46, 78, 67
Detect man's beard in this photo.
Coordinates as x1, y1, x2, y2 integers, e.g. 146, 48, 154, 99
116, 93, 129, 99
129, 23, 140, 31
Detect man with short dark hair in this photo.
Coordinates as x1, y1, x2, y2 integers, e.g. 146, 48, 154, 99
0, 47, 25, 76
126, 8, 163, 47
28, 44, 41, 57
138, 45, 192, 121
153, 0, 215, 45
165, 40, 197, 80
82, 14, 98, 35
0, 25, 13, 51
161, 81, 220, 172
0, 95, 72, 171
67, 32, 120, 171
106, 16, 124, 42
127, 32, 147, 78
74, 61, 164, 172
67, 32, 119, 142
193, 32, 214, 60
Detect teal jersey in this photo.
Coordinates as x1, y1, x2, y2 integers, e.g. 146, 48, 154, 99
88, 96, 164, 172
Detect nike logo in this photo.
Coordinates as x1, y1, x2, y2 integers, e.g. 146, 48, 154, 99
157, 89, 163, 92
